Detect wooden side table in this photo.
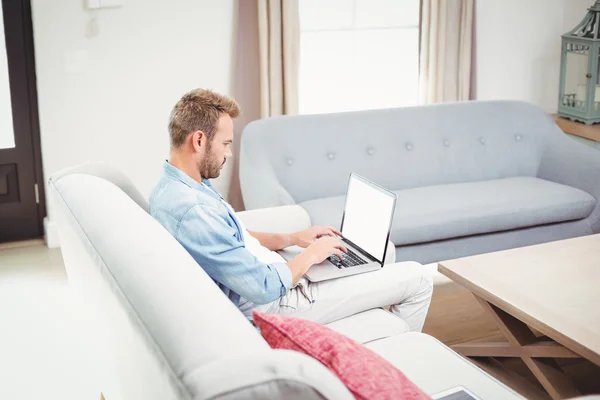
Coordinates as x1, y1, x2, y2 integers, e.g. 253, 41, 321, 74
551, 114, 600, 143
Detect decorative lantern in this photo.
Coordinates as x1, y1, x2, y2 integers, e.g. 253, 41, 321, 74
558, 0, 600, 124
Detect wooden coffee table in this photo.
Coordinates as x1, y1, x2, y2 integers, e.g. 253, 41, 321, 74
438, 235, 600, 400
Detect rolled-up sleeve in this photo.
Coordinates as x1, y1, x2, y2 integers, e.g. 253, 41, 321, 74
175, 204, 292, 305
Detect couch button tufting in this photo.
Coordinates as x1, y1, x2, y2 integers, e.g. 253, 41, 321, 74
327, 152, 336, 160
480, 137, 487, 144
405, 143, 414, 151
515, 134, 522, 141
367, 147, 375, 155
444, 139, 451, 147
286, 158, 294, 166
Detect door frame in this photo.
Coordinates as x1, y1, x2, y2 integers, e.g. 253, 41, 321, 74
2, 0, 46, 235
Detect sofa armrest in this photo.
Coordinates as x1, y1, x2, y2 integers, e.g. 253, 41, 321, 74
384, 240, 396, 263
237, 205, 312, 234
185, 349, 354, 400
538, 136, 600, 233
239, 125, 296, 210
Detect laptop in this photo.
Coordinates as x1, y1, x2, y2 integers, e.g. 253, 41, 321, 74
304, 173, 397, 282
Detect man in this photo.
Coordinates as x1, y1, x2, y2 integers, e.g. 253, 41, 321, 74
150, 88, 432, 331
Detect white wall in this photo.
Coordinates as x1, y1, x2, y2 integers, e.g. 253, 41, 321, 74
32, 0, 236, 222
564, 0, 594, 30
476, 0, 591, 112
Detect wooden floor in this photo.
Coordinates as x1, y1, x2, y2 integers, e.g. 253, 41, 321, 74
423, 279, 600, 399
0, 238, 45, 251
423, 281, 500, 346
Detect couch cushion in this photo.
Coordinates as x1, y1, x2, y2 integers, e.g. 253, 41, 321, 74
300, 177, 596, 247
366, 333, 522, 398
253, 311, 430, 400
325, 309, 409, 344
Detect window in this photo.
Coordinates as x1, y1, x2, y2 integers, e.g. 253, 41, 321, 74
299, 0, 420, 115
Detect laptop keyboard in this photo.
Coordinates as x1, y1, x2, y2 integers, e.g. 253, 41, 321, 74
328, 249, 367, 268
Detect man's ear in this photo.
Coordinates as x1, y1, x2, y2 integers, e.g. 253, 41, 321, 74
191, 130, 204, 151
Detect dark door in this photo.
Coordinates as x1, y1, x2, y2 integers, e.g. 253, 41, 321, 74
0, 0, 45, 243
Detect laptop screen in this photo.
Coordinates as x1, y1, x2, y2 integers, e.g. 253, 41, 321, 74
340, 174, 396, 263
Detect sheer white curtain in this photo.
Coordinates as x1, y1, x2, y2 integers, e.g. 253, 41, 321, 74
419, 0, 474, 104
257, 0, 300, 117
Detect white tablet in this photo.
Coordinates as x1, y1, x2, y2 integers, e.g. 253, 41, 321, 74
432, 386, 482, 400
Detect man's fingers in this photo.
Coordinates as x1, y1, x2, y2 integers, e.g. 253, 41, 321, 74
333, 238, 346, 252
316, 226, 340, 238
317, 228, 334, 238
322, 236, 345, 252
330, 226, 342, 236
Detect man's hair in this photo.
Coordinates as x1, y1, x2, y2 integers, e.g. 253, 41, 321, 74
168, 88, 240, 149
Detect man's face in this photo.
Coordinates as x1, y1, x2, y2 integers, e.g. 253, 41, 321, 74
197, 114, 233, 179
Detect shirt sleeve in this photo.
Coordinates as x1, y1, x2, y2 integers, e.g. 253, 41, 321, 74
175, 203, 292, 305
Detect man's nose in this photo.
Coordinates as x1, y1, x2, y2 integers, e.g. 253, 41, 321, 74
225, 149, 233, 158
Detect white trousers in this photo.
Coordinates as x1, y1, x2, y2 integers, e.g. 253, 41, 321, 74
240, 261, 433, 332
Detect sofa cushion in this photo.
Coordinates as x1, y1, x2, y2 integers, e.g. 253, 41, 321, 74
253, 311, 430, 400
366, 333, 522, 398
325, 309, 409, 344
300, 177, 596, 247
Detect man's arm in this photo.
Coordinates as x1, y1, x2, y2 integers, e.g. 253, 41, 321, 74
177, 205, 347, 303
248, 226, 342, 251
246, 230, 291, 251
177, 205, 293, 304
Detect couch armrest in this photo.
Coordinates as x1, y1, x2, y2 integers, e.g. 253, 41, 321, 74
237, 205, 312, 234
384, 240, 396, 263
239, 126, 296, 210
185, 349, 354, 400
538, 136, 600, 233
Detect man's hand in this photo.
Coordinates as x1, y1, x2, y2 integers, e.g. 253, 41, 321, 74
290, 226, 342, 248
303, 236, 347, 264
287, 236, 348, 282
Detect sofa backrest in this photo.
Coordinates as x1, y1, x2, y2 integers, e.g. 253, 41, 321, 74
50, 161, 150, 212
49, 164, 352, 400
50, 171, 272, 400
240, 100, 561, 209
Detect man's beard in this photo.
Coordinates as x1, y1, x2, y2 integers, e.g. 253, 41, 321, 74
198, 143, 224, 179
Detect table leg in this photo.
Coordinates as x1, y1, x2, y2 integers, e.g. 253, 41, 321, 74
451, 295, 581, 400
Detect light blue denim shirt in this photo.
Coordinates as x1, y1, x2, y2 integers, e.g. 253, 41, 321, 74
149, 161, 292, 307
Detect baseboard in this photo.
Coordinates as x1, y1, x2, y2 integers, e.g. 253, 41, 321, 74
44, 217, 60, 248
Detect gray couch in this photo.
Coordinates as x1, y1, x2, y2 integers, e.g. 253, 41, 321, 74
240, 100, 600, 264
48, 163, 523, 399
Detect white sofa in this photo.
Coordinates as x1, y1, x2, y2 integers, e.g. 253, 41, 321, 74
48, 163, 523, 400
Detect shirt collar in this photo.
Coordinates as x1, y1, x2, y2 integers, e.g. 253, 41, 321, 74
163, 160, 217, 195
